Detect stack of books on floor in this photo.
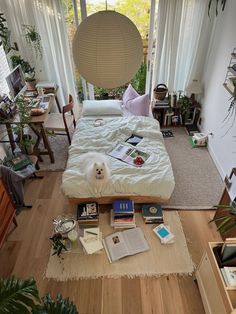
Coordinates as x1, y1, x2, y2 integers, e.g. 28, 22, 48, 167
77, 202, 99, 226
141, 203, 164, 224
79, 227, 103, 254
110, 199, 136, 228
220, 267, 236, 288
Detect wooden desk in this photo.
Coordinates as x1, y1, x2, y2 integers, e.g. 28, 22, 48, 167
1, 97, 55, 163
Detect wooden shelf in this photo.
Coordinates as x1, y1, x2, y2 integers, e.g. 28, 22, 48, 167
223, 83, 236, 96
196, 242, 236, 314
228, 67, 236, 76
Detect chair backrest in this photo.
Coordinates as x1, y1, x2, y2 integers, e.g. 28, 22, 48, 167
62, 94, 76, 127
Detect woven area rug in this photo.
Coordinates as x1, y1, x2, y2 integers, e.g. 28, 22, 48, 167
38, 135, 69, 171
163, 127, 224, 209
45, 211, 194, 280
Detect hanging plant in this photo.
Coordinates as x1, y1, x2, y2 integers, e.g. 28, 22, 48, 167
208, 0, 227, 17
0, 12, 16, 53
22, 24, 42, 58
221, 96, 236, 137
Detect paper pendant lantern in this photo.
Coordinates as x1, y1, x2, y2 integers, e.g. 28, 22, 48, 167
72, 11, 143, 89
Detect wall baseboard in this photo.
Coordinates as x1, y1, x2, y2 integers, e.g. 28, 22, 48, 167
207, 142, 225, 180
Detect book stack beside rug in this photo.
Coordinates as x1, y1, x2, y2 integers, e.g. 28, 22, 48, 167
110, 199, 136, 228
142, 203, 164, 224
77, 202, 99, 226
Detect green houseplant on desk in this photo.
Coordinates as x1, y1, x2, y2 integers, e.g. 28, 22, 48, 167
13, 95, 35, 154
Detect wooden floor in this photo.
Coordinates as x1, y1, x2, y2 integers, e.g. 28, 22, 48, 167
0, 172, 222, 314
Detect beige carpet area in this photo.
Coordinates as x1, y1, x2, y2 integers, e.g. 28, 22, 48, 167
45, 211, 194, 280
163, 127, 224, 209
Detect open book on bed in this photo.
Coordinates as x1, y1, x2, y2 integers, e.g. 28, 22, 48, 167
103, 227, 150, 263
108, 143, 150, 167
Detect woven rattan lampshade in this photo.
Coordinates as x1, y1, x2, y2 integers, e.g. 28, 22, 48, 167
72, 11, 143, 89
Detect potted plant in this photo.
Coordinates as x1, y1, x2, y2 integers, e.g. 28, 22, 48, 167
13, 95, 35, 154
50, 232, 68, 257
0, 276, 79, 313
22, 24, 42, 59
209, 203, 236, 234
10, 55, 36, 90
178, 95, 191, 125
0, 12, 16, 53
208, 0, 227, 17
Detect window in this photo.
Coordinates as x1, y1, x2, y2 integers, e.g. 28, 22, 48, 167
0, 45, 10, 95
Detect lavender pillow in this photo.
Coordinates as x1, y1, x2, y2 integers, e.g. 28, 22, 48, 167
122, 84, 139, 107
126, 94, 150, 116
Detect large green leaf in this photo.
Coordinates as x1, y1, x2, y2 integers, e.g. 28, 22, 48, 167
32, 293, 78, 314
0, 276, 40, 314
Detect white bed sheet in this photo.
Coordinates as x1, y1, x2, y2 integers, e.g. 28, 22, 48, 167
62, 115, 175, 199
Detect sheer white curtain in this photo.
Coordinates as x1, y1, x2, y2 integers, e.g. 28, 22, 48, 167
0, 0, 78, 109
152, 0, 213, 93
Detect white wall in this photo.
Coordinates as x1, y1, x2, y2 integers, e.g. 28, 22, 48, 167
201, 0, 236, 178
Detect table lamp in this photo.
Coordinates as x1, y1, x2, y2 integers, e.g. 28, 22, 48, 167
185, 79, 202, 102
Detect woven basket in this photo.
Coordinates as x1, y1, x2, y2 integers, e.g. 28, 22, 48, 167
153, 84, 168, 100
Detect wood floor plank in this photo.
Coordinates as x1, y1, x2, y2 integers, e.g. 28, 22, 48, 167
140, 277, 164, 314
121, 278, 142, 314
102, 278, 122, 314
0, 172, 224, 314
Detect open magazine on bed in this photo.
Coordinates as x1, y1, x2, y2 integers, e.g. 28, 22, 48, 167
108, 143, 150, 167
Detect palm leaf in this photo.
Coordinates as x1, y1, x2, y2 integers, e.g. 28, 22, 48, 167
32, 293, 78, 314
219, 221, 236, 234
209, 215, 232, 224
0, 276, 40, 314
216, 216, 232, 231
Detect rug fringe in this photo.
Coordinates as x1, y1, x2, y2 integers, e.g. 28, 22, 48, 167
45, 270, 195, 281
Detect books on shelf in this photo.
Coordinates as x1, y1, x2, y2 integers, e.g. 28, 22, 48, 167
153, 98, 170, 108
221, 242, 236, 263
153, 224, 175, 244
142, 203, 163, 224
79, 227, 103, 254
108, 143, 150, 167
103, 227, 150, 263
77, 202, 99, 225
111, 200, 136, 228
220, 267, 236, 288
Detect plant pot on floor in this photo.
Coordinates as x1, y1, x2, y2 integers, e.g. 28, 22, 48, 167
17, 134, 35, 155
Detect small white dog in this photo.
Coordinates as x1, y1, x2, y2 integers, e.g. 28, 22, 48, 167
79, 152, 111, 193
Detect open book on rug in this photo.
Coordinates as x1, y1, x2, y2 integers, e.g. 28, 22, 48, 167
108, 143, 150, 167
103, 227, 149, 263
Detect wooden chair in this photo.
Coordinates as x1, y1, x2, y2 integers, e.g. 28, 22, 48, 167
44, 94, 76, 145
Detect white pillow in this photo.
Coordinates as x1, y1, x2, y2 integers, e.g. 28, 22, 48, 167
82, 100, 123, 116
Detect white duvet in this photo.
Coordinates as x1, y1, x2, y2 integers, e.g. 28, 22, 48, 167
62, 115, 175, 199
